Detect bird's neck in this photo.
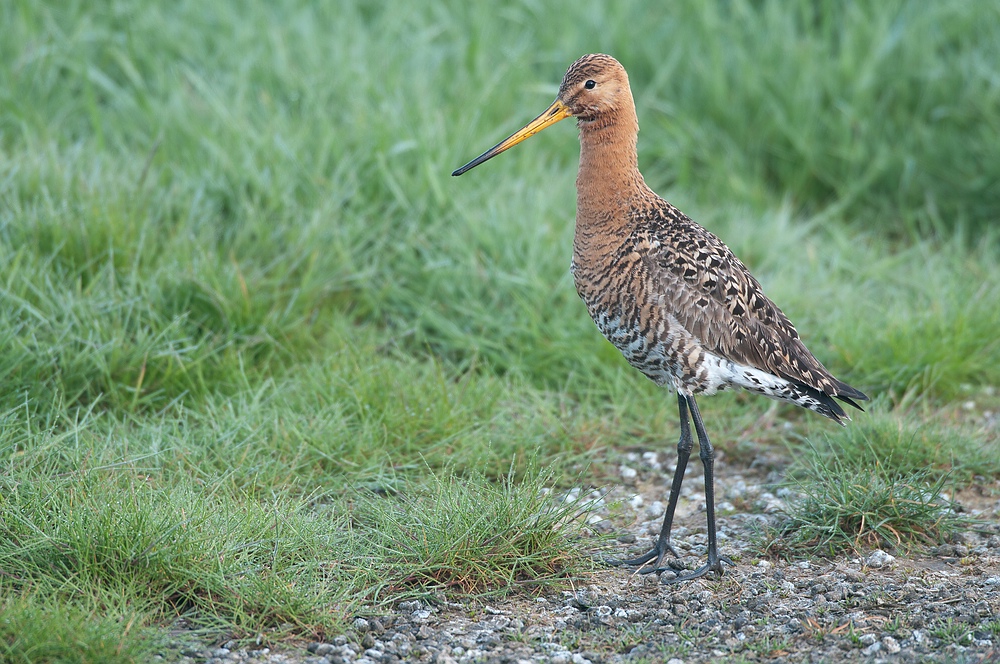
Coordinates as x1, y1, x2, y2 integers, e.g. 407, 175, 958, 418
574, 107, 647, 241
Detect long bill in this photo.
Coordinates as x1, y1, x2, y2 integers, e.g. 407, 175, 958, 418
452, 99, 572, 176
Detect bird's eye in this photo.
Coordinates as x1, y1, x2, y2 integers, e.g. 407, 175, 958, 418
584, 79, 596, 89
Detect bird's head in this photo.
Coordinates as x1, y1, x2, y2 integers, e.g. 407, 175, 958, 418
556, 53, 632, 125
452, 54, 632, 176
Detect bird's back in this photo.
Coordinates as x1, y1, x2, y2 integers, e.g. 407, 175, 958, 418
572, 192, 866, 422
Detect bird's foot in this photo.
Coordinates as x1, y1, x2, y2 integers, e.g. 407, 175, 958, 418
659, 553, 734, 584
609, 540, 682, 575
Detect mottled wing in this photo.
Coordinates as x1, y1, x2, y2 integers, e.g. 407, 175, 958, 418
639, 204, 854, 399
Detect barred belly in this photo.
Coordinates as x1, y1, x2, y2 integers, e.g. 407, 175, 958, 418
590, 308, 701, 391
589, 307, 823, 411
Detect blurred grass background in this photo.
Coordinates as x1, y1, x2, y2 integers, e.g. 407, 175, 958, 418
1, 0, 999, 659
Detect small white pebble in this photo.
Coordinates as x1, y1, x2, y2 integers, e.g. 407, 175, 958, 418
763, 500, 785, 513
913, 629, 925, 643
629, 494, 644, 509
756, 559, 772, 569
862, 642, 882, 656
866, 549, 896, 568
963, 400, 976, 410
985, 577, 1000, 585
859, 634, 878, 646
642, 451, 662, 470
882, 635, 901, 654
620, 465, 638, 479
667, 658, 686, 664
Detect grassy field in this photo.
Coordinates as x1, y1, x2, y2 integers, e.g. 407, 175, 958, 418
1, 0, 999, 660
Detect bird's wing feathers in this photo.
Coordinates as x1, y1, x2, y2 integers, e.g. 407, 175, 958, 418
637, 205, 846, 397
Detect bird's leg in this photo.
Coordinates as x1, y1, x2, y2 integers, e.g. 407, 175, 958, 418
661, 395, 733, 582
616, 393, 692, 572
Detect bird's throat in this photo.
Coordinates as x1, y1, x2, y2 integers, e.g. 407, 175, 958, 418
575, 110, 645, 238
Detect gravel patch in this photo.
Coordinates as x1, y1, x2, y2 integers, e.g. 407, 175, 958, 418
156, 454, 1000, 663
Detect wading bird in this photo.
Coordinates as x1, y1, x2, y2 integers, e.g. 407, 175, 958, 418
452, 54, 867, 582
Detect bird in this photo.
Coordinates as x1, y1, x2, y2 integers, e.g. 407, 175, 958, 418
452, 54, 868, 582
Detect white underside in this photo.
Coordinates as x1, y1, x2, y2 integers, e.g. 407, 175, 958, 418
588, 305, 834, 414
694, 352, 794, 396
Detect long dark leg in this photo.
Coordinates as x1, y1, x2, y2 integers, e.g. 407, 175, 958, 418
661, 395, 732, 582
615, 392, 693, 572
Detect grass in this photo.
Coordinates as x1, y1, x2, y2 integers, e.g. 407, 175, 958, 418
1, 0, 999, 658
746, 633, 793, 658
763, 446, 968, 557
0, 465, 353, 638
761, 403, 995, 557
982, 619, 1000, 638
931, 618, 974, 646
342, 466, 594, 598
797, 408, 1000, 483
0, 591, 154, 664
